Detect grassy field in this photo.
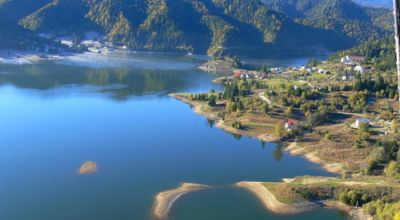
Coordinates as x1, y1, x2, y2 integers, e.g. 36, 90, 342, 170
262, 176, 400, 204
262, 79, 306, 91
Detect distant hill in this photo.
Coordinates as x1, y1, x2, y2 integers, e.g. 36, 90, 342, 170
263, 0, 393, 42
0, 1, 55, 50
352, 0, 392, 9
0, 0, 394, 57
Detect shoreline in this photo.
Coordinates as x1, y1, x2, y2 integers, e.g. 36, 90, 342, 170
170, 93, 342, 174
236, 181, 318, 214
169, 93, 280, 143
237, 182, 373, 219
285, 142, 345, 174
153, 183, 210, 219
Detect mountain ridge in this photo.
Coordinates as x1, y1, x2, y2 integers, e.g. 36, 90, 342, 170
0, 0, 394, 57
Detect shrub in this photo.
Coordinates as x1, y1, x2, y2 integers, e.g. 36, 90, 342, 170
232, 121, 242, 129
363, 200, 400, 220
339, 191, 368, 206
208, 95, 216, 107
274, 123, 286, 139
285, 107, 293, 118
384, 161, 400, 179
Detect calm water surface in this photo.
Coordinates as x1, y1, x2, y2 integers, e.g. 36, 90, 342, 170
0, 52, 347, 220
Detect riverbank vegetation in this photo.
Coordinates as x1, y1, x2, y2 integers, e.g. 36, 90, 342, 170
260, 176, 400, 219
172, 36, 400, 219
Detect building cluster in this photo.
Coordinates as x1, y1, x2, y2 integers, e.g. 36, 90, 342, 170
341, 55, 367, 77
233, 70, 267, 80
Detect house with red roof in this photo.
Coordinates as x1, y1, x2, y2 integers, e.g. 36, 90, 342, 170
285, 119, 300, 131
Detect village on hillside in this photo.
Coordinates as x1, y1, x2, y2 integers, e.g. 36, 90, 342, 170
172, 53, 400, 219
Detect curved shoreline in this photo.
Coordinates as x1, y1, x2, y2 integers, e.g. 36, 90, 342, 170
320, 200, 373, 220
236, 181, 318, 214
285, 142, 344, 174
237, 182, 373, 219
169, 93, 280, 141
153, 183, 210, 219
170, 93, 342, 173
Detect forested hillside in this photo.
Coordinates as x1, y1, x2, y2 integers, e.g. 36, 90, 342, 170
263, 0, 393, 43
0, 1, 54, 50
0, 0, 394, 57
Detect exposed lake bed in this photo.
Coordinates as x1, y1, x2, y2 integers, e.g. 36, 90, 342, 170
0, 52, 348, 220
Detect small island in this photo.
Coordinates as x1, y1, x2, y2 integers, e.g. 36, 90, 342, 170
153, 183, 210, 219
78, 161, 98, 175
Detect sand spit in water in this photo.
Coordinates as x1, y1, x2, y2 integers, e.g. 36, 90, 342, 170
153, 183, 210, 219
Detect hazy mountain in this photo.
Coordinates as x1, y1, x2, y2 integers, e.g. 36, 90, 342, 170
0, 0, 394, 57
263, 0, 393, 42
0, 0, 56, 50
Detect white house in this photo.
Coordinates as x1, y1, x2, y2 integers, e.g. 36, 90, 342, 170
341, 56, 353, 65
271, 67, 283, 73
341, 55, 365, 65
354, 65, 366, 74
301, 66, 312, 72
351, 118, 370, 129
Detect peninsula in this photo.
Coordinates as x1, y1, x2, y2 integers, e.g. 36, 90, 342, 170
172, 42, 400, 219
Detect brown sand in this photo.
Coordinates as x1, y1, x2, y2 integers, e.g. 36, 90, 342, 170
78, 161, 97, 175
153, 183, 210, 219
285, 142, 344, 174
236, 182, 318, 214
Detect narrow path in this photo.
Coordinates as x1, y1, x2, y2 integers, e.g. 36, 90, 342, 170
258, 92, 284, 108
298, 80, 314, 89
258, 92, 272, 104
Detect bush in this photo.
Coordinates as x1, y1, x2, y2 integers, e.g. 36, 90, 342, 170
232, 121, 243, 129
274, 123, 286, 139
339, 191, 369, 206
361, 147, 385, 174
363, 200, 400, 220
384, 161, 400, 179
285, 107, 293, 118
395, 211, 400, 220
305, 110, 329, 127
208, 95, 216, 107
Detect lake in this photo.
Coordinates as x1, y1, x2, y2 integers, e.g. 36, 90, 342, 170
0, 52, 347, 220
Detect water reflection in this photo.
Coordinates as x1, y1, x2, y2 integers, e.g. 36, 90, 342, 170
206, 119, 215, 128
273, 144, 284, 161
0, 53, 344, 220
0, 63, 204, 99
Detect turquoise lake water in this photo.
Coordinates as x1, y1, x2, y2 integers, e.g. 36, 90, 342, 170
0, 52, 347, 220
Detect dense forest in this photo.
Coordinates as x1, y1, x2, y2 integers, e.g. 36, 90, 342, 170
0, 0, 394, 57
263, 0, 393, 42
